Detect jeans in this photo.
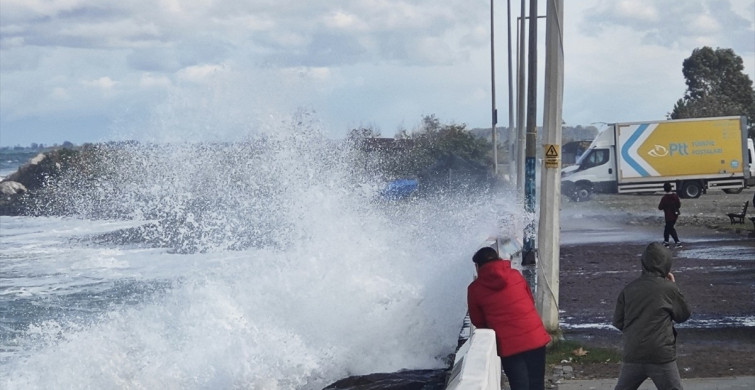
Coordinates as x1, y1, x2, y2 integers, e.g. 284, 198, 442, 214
501, 346, 546, 390
663, 220, 679, 243
614, 361, 683, 390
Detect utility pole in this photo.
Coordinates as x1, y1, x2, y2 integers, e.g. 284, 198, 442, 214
506, 0, 515, 183
537, 0, 563, 333
516, 0, 526, 194
490, 0, 498, 175
522, 0, 538, 287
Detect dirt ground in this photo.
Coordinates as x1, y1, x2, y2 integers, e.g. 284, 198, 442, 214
556, 190, 755, 379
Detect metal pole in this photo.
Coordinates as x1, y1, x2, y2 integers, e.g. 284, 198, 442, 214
516, 1, 526, 194
507, 0, 515, 184
537, 0, 563, 333
491, 0, 498, 175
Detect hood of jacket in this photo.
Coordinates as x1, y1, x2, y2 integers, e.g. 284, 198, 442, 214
475, 259, 510, 290
641, 242, 672, 277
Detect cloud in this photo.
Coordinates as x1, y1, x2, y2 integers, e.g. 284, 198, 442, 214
0, 0, 753, 147
0, 45, 42, 71
176, 64, 225, 83
324, 10, 367, 31
582, 0, 753, 51
1, 0, 91, 20
139, 73, 172, 88
50, 87, 70, 101
84, 76, 118, 90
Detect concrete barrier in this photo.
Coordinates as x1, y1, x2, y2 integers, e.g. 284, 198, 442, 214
445, 328, 501, 390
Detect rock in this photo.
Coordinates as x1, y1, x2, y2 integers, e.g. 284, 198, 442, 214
4, 152, 61, 191
0, 147, 82, 216
323, 369, 446, 390
0, 181, 27, 195
0, 181, 29, 216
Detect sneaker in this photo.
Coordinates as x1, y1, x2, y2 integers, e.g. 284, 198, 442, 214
675, 242, 683, 248
662, 242, 670, 247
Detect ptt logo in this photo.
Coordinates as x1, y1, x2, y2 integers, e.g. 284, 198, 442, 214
647, 143, 687, 157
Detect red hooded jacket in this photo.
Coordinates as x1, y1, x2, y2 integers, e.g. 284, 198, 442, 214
467, 259, 551, 357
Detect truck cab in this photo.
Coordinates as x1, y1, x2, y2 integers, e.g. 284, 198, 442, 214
745, 138, 755, 187
561, 127, 617, 201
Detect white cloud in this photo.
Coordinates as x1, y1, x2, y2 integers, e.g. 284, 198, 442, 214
324, 10, 366, 31
139, 73, 172, 88
615, 0, 660, 22
0, 36, 25, 48
1, 0, 89, 20
0, 0, 753, 147
50, 87, 70, 100
691, 13, 721, 34
176, 64, 225, 83
85, 76, 118, 90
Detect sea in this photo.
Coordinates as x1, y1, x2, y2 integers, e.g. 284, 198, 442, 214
1, 149, 39, 179
0, 125, 529, 389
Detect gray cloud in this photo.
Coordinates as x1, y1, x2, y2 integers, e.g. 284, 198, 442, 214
582, 0, 754, 52
1, 1, 752, 147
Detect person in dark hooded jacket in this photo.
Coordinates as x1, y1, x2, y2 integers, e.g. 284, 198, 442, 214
658, 182, 682, 248
467, 247, 551, 390
613, 242, 691, 390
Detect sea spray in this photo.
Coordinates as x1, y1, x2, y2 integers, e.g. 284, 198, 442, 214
3, 117, 530, 389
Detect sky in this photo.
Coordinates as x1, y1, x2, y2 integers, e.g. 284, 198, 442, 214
1, 0, 754, 147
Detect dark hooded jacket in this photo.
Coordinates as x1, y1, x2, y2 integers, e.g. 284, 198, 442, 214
613, 242, 691, 364
467, 260, 551, 357
659, 192, 681, 222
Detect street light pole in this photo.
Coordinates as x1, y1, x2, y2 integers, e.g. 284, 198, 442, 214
507, 0, 515, 183
491, 0, 498, 175
516, 0, 526, 194
516, 13, 545, 194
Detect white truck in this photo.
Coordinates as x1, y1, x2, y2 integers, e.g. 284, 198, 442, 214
561, 116, 755, 201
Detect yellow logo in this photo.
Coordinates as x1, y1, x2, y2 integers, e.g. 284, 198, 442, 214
647, 145, 669, 158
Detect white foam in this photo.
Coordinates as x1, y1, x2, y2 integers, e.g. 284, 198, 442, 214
0, 121, 529, 389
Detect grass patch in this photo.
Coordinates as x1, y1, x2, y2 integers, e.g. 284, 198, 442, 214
546, 339, 621, 365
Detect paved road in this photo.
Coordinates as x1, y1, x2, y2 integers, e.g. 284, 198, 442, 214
555, 376, 755, 389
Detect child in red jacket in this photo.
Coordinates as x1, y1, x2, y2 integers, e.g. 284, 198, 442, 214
467, 247, 551, 390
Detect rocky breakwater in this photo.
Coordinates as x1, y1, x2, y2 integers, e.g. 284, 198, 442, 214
0, 141, 298, 254
0, 148, 75, 216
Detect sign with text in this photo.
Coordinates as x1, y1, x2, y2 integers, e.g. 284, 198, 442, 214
544, 144, 560, 168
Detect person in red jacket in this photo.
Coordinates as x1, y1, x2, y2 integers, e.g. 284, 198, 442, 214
658, 182, 682, 248
467, 247, 551, 390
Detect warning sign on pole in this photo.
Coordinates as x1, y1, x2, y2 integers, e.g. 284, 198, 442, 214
544, 144, 560, 168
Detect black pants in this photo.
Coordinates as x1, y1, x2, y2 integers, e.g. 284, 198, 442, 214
664, 220, 679, 243
614, 361, 683, 390
501, 346, 546, 390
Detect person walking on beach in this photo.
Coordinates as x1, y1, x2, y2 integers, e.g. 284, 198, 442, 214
467, 247, 551, 390
613, 242, 691, 390
658, 182, 682, 248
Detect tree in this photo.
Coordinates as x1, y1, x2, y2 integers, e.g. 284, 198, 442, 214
346, 126, 381, 142
402, 114, 492, 174
670, 47, 755, 137
346, 115, 493, 180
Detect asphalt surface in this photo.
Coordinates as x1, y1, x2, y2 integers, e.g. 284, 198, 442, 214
555, 376, 755, 389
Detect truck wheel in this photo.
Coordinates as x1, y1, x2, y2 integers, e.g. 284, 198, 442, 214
723, 188, 743, 194
573, 185, 592, 202
681, 182, 702, 199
